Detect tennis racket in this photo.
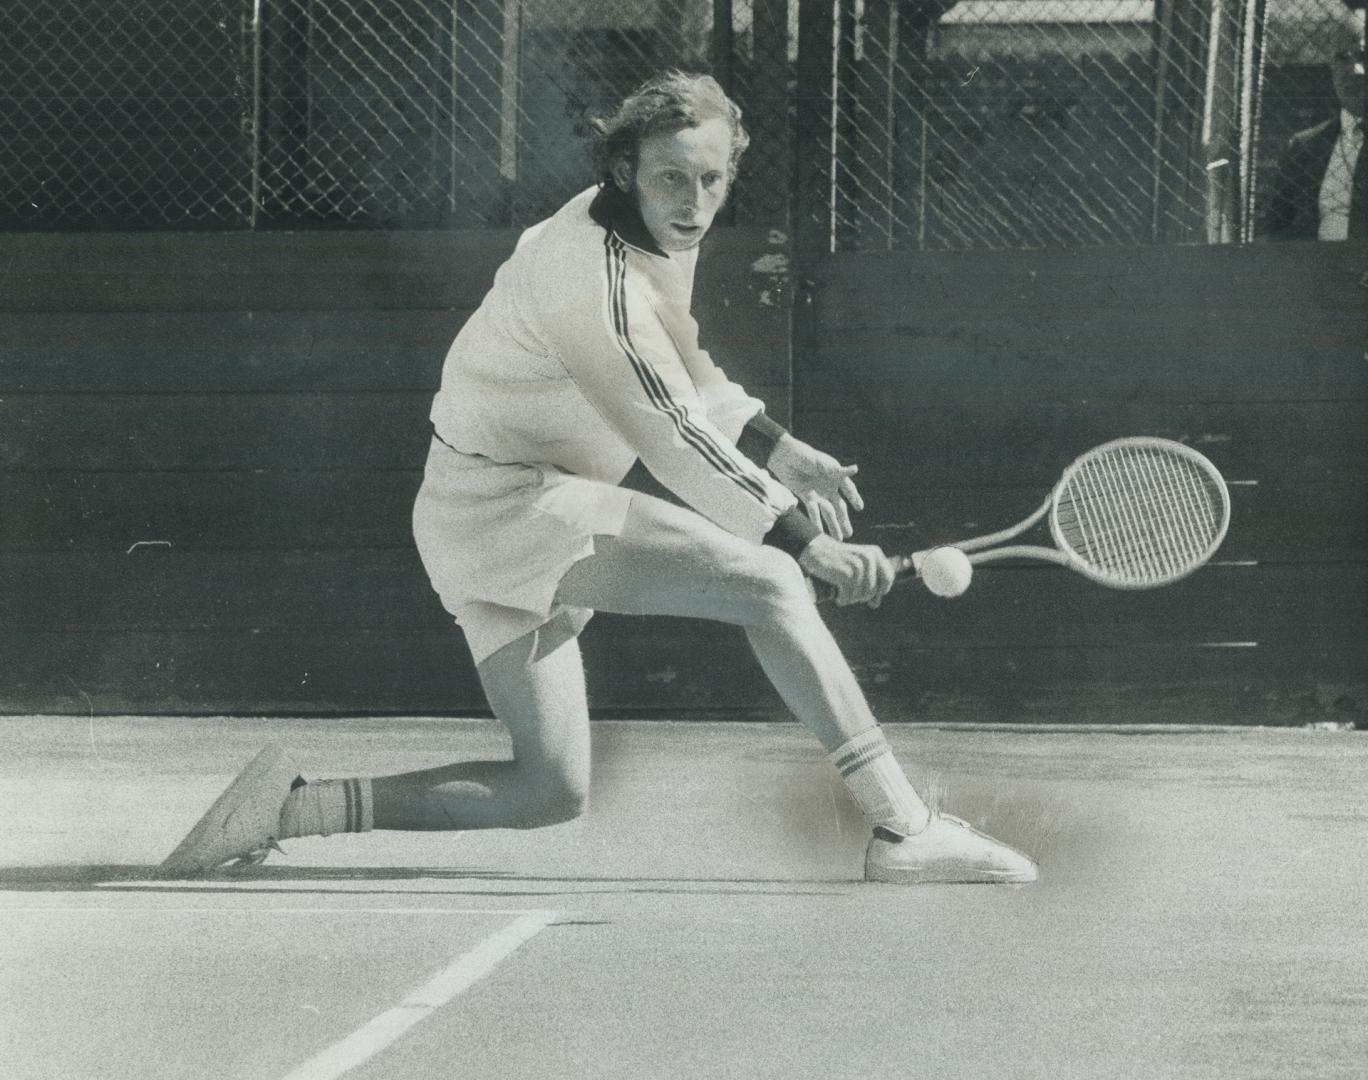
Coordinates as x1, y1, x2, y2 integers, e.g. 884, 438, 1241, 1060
887, 436, 1230, 592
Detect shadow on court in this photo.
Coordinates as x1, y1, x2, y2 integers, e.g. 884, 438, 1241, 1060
0, 865, 884, 901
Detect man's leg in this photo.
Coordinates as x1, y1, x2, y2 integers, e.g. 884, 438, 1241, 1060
353, 492, 925, 840
161, 627, 592, 875
552, 491, 1035, 884
294, 489, 924, 843
366, 630, 591, 831
556, 494, 892, 753
554, 492, 931, 832
186, 489, 1032, 881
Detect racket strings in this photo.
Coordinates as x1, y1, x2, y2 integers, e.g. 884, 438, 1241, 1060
1056, 446, 1226, 585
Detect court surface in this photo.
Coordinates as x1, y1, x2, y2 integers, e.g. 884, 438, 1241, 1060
2, 715, 1366, 1080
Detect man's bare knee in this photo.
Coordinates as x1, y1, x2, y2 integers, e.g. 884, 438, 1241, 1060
506, 757, 589, 828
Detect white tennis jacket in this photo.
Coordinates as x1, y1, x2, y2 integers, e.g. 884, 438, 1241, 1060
429, 184, 817, 554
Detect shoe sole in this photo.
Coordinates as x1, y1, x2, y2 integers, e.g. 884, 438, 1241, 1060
865, 862, 1038, 885
157, 744, 297, 878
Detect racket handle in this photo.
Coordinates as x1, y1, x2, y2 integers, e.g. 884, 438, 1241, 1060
810, 551, 925, 604
893, 552, 924, 577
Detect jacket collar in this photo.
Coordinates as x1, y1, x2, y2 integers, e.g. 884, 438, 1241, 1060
589, 183, 668, 258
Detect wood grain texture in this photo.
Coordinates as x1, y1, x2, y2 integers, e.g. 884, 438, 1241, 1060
9, 469, 1354, 563
0, 227, 789, 312
1, 623, 1357, 721
799, 243, 1368, 405
0, 310, 462, 393
4, 233, 1363, 720
4, 553, 1359, 645
795, 401, 1368, 485
0, 384, 792, 477
791, 241, 1367, 721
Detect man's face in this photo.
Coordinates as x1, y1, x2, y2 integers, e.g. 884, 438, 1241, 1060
613, 117, 732, 252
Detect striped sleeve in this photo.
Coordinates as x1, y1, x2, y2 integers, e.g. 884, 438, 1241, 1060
554, 233, 804, 546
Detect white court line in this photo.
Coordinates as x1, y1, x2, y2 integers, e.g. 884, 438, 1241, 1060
96, 879, 516, 894
1, 904, 560, 1079
279, 908, 558, 1080
0, 906, 550, 917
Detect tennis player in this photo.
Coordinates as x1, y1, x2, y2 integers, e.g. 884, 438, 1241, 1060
160, 72, 1036, 885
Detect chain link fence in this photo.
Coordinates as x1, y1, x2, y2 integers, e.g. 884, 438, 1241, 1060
0, 0, 791, 230
1, 0, 1361, 246
804, 0, 1365, 249
1, 1, 254, 227
257, 0, 721, 227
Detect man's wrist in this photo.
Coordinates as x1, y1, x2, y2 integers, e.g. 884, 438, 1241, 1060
763, 504, 822, 559
735, 412, 789, 466
767, 431, 801, 466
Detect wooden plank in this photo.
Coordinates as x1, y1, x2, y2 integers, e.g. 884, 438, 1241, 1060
0, 470, 424, 553
798, 243, 1368, 404
593, 614, 1366, 721
0, 231, 518, 311
793, 401, 1368, 486
0, 227, 788, 312
0, 629, 485, 716
2, 473, 1359, 563
1, 624, 1359, 722
0, 306, 791, 395
848, 639, 1368, 719
0, 425, 798, 553
1, 393, 432, 471
0, 310, 462, 393
0, 225, 779, 264
794, 336, 1368, 406
819, 562, 1368, 649
696, 302, 791, 356
848, 643, 1368, 725
4, 553, 1362, 647
0, 381, 792, 472
0, 265, 474, 314
804, 242, 1368, 330
0, 550, 445, 631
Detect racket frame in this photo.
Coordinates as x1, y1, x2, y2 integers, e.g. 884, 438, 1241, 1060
902, 437, 1231, 590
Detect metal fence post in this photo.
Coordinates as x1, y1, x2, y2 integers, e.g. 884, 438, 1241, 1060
249, 0, 264, 229
793, 0, 836, 252
450, 0, 509, 227
713, 0, 736, 91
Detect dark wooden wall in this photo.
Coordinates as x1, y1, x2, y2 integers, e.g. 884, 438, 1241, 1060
793, 241, 1368, 724
0, 228, 790, 716
2, 234, 1363, 723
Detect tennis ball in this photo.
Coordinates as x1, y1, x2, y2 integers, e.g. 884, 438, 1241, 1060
920, 546, 973, 598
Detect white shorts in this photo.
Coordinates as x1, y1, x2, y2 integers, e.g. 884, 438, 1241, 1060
411, 437, 633, 664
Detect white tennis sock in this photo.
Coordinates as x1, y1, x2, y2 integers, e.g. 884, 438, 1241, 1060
278, 778, 374, 839
828, 727, 931, 838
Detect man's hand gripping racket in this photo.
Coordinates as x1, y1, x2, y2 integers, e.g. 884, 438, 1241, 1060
813, 437, 1231, 603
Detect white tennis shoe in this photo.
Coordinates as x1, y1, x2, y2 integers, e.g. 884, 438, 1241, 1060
865, 815, 1038, 884
157, 744, 299, 878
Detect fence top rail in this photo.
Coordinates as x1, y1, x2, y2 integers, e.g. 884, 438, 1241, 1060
940, 1, 1156, 25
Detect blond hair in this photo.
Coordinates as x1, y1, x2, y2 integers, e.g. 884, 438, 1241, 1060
589, 71, 750, 184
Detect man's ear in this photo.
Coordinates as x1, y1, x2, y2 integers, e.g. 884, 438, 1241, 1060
610, 159, 634, 193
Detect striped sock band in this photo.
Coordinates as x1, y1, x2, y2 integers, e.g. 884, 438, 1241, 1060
828, 727, 930, 838
278, 778, 374, 839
